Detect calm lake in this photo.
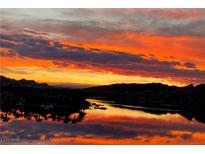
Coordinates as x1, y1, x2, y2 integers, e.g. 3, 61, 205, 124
1, 99, 205, 144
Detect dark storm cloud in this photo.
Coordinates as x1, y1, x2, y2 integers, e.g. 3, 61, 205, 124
0, 33, 172, 66
184, 62, 197, 69
1, 33, 205, 82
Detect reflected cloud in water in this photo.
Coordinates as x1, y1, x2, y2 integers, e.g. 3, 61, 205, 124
1, 99, 205, 144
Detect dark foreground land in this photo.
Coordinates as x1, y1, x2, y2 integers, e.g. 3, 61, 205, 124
1, 75, 205, 123
84, 83, 205, 123
0, 76, 90, 123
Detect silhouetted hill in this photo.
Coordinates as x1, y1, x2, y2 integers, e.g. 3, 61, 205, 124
83, 83, 205, 123
84, 83, 205, 104
0, 75, 51, 89
0, 76, 90, 114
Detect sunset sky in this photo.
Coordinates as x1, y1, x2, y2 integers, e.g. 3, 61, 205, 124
0, 9, 205, 87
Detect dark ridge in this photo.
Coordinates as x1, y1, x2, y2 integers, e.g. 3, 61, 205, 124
83, 83, 205, 123
0, 75, 52, 89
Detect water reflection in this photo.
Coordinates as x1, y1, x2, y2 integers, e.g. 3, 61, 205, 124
0, 105, 86, 124
0, 99, 205, 144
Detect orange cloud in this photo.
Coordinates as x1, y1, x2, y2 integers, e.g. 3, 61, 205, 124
1, 32, 205, 86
